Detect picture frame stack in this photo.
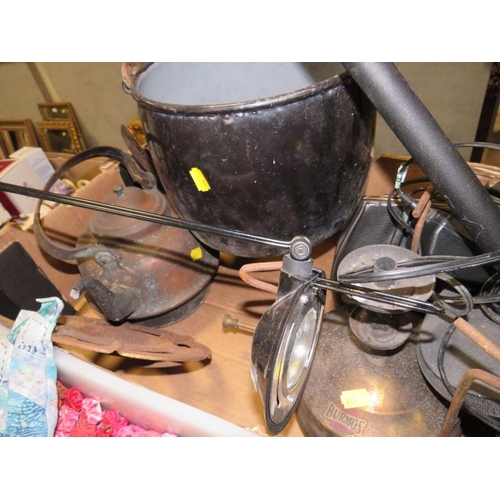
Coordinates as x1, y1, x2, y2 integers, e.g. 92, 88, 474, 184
0, 119, 39, 159
37, 102, 87, 154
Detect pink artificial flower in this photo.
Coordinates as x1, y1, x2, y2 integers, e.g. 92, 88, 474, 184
116, 425, 166, 437
55, 404, 80, 436
95, 426, 113, 437
64, 387, 84, 412
100, 410, 128, 437
116, 425, 148, 437
81, 397, 103, 425
54, 383, 178, 438
131, 430, 163, 437
135, 430, 163, 437
69, 416, 97, 437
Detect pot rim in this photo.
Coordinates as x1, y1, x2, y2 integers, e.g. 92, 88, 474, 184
130, 62, 351, 116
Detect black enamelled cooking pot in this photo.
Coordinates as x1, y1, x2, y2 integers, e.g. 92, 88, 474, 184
127, 62, 376, 257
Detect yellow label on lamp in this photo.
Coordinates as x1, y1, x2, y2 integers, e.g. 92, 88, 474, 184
190, 247, 203, 261
189, 167, 211, 192
340, 388, 371, 409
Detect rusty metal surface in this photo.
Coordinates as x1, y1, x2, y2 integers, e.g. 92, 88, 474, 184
440, 368, 500, 436
76, 186, 219, 322
120, 124, 156, 176
89, 184, 167, 239
418, 309, 500, 409
410, 186, 435, 252
32, 142, 219, 325
0, 314, 211, 366
56, 315, 211, 364
239, 261, 281, 295
453, 317, 500, 365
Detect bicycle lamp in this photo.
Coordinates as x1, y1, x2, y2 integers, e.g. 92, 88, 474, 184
250, 240, 326, 435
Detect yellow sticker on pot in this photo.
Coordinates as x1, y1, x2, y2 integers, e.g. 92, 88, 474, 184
340, 388, 370, 409
189, 167, 211, 192
190, 247, 203, 261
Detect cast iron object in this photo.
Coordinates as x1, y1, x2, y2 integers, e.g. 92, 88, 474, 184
129, 62, 376, 257
0, 314, 211, 368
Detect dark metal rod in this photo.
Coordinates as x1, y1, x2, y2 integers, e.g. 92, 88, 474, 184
0, 181, 291, 250
342, 62, 500, 253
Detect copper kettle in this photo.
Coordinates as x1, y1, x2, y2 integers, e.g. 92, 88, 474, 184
34, 141, 219, 326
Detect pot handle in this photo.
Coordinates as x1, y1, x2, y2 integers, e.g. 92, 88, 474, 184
33, 145, 156, 262
120, 124, 156, 177
121, 62, 148, 94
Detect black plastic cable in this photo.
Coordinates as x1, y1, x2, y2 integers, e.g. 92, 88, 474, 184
480, 273, 500, 325
442, 293, 500, 306
432, 273, 474, 318
454, 141, 500, 152
390, 142, 500, 254
387, 187, 415, 236
313, 277, 444, 315
396, 188, 420, 209
394, 141, 500, 208
387, 178, 437, 251
339, 249, 500, 284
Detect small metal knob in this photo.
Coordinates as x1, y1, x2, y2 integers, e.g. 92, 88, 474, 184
113, 184, 126, 198
290, 236, 312, 261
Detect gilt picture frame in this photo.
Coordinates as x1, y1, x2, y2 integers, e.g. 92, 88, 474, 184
38, 102, 87, 149
38, 102, 77, 122
37, 120, 84, 154
0, 119, 39, 158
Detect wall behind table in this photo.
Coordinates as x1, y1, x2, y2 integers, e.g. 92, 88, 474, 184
0, 62, 46, 129
0, 62, 492, 155
374, 62, 492, 159
0, 62, 139, 149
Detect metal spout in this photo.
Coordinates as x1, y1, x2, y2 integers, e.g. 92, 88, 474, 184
70, 277, 141, 322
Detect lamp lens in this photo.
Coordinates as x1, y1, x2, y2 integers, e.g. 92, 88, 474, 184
287, 306, 317, 390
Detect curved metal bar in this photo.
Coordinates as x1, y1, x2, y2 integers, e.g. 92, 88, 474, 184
440, 368, 500, 437
453, 317, 500, 365
239, 261, 282, 294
